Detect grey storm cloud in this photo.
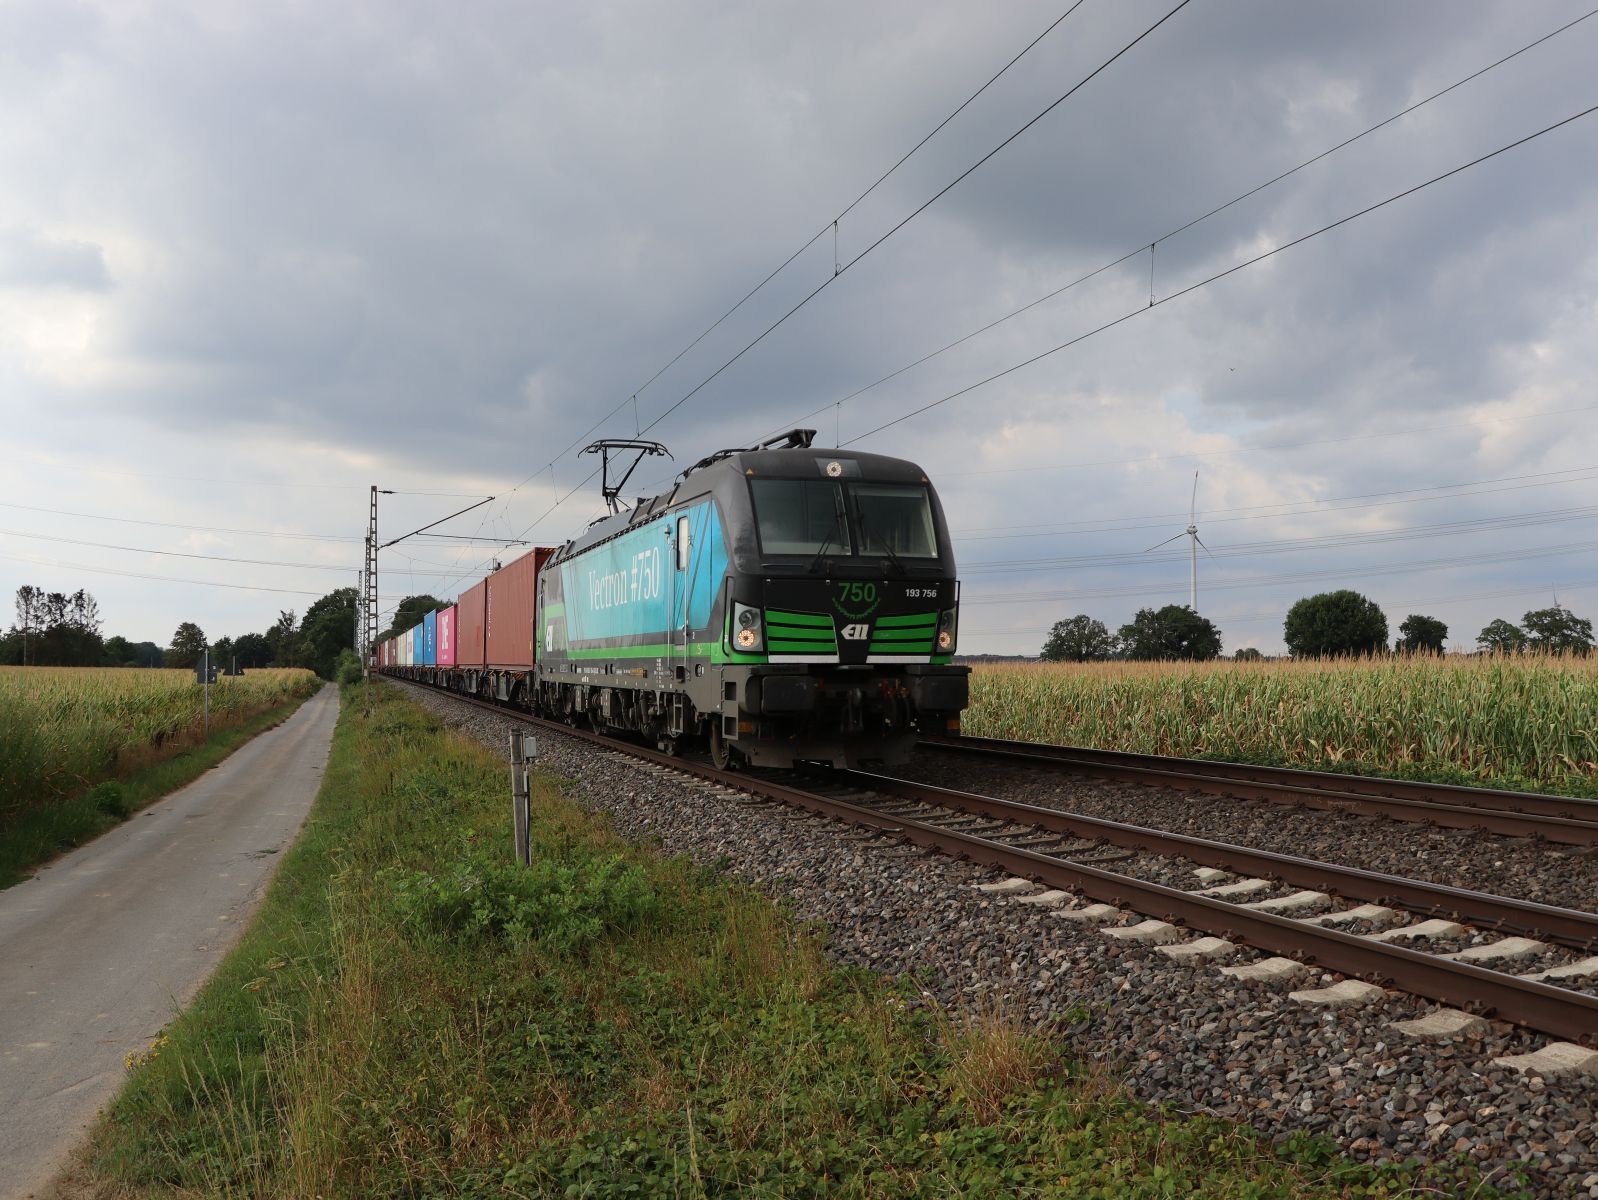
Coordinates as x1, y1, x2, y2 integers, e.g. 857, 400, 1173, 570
2, 0, 1596, 650
0, 229, 111, 291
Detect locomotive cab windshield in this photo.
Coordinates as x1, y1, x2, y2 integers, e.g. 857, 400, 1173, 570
749, 476, 941, 567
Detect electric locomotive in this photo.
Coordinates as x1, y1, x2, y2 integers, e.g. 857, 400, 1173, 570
533, 430, 968, 767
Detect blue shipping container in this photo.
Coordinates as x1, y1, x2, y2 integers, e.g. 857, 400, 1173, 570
410, 624, 423, 664
423, 610, 438, 666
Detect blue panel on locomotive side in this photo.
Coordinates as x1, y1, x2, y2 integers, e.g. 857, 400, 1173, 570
556, 499, 727, 650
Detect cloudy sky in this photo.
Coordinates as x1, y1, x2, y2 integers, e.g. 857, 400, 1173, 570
3, 0, 1596, 655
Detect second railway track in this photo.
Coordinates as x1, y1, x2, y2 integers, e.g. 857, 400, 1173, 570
921, 733, 1598, 846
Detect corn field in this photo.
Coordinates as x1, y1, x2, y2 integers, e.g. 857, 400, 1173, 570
0, 667, 321, 831
965, 654, 1598, 795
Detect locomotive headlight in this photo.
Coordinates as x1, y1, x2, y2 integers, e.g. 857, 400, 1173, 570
733, 603, 764, 651
936, 608, 957, 653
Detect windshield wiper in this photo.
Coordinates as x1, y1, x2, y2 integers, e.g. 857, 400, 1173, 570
858, 516, 905, 573
808, 506, 846, 574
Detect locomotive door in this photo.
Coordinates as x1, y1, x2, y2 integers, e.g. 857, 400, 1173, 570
669, 514, 691, 681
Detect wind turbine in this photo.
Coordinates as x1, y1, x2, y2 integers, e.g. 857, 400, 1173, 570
1145, 470, 1210, 611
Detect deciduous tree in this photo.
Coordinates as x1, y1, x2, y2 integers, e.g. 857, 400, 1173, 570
1041, 614, 1114, 662
1477, 618, 1526, 655
1521, 606, 1594, 655
1116, 605, 1222, 661
300, 588, 358, 679
131, 641, 164, 668
7, 585, 104, 665
165, 622, 207, 669
232, 632, 272, 669
1283, 590, 1388, 658
103, 635, 135, 667
268, 610, 301, 667
1396, 613, 1448, 654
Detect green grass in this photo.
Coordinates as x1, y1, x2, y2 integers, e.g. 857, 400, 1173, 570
0, 688, 321, 889
90, 684, 1524, 1198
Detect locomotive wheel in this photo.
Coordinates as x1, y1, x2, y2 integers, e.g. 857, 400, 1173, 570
709, 723, 738, 771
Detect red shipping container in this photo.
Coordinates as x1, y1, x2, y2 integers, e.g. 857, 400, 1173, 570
484, 547, 553, 668
457, 580, 487, 667
437, 605, 457, 667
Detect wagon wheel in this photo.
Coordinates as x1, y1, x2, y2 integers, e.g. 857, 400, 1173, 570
709, 722, 738, 772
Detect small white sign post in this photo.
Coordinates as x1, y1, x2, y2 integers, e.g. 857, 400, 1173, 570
194, 649, 216, 735
508, 729, 537, 867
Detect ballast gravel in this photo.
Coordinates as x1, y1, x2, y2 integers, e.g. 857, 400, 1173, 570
392, 684, 1598, 1197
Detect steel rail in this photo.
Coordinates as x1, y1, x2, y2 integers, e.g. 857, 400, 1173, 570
824, 768, 1598, 950
921, 734, 1598, 846
386, 680, 1598, 1043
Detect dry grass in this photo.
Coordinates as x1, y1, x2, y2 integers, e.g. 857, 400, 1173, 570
935, 1000, 1056, 1124
965, 653, 1598, 793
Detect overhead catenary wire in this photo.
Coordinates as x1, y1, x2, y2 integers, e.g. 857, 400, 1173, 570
635, 0, 1195, 443
960, 537, 1598, 606
951, 466, 1598, 541
749, 5, 1598, 447
611, 4, 1093, 419
0, 499, 523, 544
471, 3, 1095, 552
0, 550, 328, 597
939, 404, 1598, 479
960, 503, 1598, 573
0, 528, 476, 578
843, 99, 1598, 445
5, 455, 482, 496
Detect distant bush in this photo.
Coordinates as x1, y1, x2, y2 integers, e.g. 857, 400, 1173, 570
334, 650, 363, 687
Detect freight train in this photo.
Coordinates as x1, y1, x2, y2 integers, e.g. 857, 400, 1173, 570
378, 431, 969, 768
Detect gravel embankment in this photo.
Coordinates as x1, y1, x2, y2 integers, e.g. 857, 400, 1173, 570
392, 683, 1598, 1197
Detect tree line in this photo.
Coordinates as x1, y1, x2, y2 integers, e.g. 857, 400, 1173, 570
1, 584, 363, 681
1041, 588, 1595, 662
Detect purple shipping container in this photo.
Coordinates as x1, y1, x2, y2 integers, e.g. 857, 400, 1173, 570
437, 605, 457, 667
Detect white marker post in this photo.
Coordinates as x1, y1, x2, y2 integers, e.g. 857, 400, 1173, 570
195, 649, 212, 736
509, 729, 536, 867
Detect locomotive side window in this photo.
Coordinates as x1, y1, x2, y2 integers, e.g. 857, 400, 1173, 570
850, 483, 938, 558
676, 515, 690, 570
750, 480, 853, 556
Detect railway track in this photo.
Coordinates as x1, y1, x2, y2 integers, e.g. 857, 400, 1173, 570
392, 680, 1598, 1048
922, 733, 1598, 847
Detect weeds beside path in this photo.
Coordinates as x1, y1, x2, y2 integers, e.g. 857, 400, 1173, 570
88, 684, 1502, 1197
0, 682, 321, 888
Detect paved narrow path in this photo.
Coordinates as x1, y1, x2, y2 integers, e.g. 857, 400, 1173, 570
0, 685, 338, 1200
